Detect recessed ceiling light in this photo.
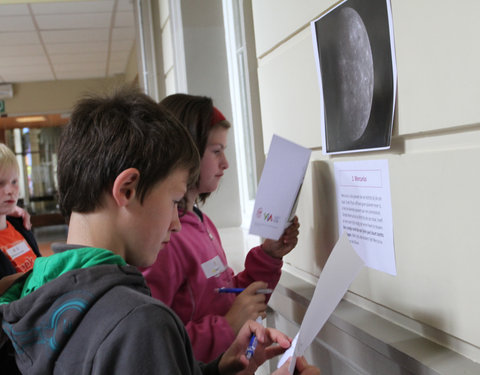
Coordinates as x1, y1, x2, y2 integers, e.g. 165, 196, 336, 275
16, 116, 47, 123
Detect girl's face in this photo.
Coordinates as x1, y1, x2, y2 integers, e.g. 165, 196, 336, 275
198, 126, 229, 194
0, 167, 19, 216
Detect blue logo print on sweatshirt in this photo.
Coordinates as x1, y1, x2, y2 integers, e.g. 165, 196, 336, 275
3, 297, 89, 353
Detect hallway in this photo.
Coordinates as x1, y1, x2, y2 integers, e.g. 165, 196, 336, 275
34, 224, 68, 257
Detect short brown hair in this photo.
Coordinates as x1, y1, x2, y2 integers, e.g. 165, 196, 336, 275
57, 87, 199, 220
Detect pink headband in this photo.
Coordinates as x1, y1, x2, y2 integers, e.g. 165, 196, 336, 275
211, 106, 226, 126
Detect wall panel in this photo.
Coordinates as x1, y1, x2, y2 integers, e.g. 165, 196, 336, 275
252, 0, 480, 364
350, 144, 480, 348
257, 28, 323, 150
393, 0, 480, 134
252, 0, 334, 57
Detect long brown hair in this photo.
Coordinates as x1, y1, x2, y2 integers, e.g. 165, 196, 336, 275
159, 93, 230, 204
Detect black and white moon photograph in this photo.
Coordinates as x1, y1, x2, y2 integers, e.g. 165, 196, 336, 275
312, 0, 396, 154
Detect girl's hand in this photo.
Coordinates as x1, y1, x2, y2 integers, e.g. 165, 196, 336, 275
262, 216, 300, 259
224, 281, 268, 334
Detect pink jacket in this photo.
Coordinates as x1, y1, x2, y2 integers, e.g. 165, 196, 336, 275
141, 210, 283, 362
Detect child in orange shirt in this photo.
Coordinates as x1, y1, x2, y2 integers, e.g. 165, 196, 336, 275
0, 144, 40, 293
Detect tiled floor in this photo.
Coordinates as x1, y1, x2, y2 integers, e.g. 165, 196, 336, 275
217, 226, 261, 273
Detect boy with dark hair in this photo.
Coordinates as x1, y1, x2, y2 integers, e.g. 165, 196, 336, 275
0, 88, 318, 374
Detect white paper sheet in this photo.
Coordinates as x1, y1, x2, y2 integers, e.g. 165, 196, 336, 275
249, 135, 311, 240
278, 233, 365, 373
334, 159, 396, 275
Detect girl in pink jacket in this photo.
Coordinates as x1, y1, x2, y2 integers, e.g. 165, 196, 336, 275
141, 94, 300, 362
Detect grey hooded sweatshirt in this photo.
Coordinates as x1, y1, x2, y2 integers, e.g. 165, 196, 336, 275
0, 247, 220, 374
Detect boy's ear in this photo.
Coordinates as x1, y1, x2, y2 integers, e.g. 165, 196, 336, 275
112, 168, 140, 207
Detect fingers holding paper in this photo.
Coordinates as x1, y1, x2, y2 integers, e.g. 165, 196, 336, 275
262, 216, 300, 259
294, 356, 320, 375
274, 356, 320, 375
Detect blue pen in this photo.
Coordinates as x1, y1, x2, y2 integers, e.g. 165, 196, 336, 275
214, 287, 273, 294
246, 317, 263, 359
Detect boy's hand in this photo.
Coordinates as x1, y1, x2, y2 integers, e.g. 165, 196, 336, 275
224, 281, 268, 334
218, 318, 291, 375
262, 216, 300, 259
294, 356, 321, 375
273, 356, 321, 375
8, 206, 32, 230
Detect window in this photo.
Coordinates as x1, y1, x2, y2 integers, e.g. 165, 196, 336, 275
5, 126, 62, 215
134, 0, 159, 100
223, 0, 258, 227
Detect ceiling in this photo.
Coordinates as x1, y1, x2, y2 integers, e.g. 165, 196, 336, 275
0, 0, 136, 84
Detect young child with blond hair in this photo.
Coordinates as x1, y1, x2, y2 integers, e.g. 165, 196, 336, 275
0, 143, 40, 294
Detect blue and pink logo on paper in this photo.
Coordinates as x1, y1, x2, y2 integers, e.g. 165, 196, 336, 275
255, 208, 281, 225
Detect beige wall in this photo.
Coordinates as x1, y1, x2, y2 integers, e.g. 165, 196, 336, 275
124, 40, 139, 84
252, 0, 480, 363
3, 76, 129, 115
3, 41, 139, 115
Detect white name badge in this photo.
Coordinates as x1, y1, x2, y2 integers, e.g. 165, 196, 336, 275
6, 240, 31, 259
201, 255, 227, 279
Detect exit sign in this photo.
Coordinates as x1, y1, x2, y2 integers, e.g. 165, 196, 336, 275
0, 100, 4, 113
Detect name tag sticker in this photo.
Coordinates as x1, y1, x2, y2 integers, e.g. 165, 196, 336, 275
201, 255, 226, 279
6, 241, 31, 259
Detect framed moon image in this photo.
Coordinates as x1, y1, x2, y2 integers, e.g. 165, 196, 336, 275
311, 0, 397, 154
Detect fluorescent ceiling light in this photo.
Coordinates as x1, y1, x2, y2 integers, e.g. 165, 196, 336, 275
16, 116, 47, 123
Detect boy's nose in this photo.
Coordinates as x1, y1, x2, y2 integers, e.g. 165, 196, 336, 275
170, 210, 182, 233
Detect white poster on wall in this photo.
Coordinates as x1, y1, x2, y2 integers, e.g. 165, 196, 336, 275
334, 159, 396, 275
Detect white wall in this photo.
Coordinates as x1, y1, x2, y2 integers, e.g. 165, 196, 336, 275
252, 0, 480, 365
157, 0, 242, 228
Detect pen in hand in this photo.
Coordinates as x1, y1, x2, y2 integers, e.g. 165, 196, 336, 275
246, 316, 263, 359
